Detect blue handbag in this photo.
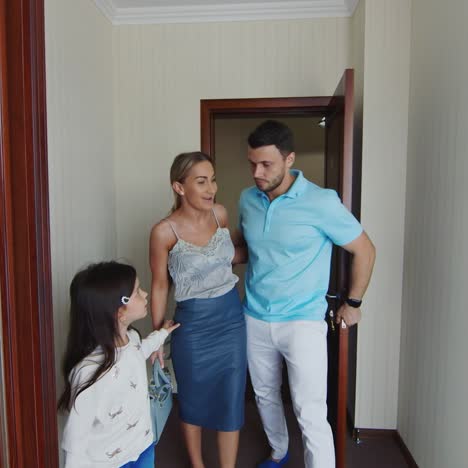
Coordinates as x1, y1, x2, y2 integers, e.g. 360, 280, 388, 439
149, 360, 173, 444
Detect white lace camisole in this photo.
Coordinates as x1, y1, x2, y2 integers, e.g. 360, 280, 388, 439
166, 209, 239, 302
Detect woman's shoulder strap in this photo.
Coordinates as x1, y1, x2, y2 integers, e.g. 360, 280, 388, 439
165, 219, 180, 240
212, 207, 221, 228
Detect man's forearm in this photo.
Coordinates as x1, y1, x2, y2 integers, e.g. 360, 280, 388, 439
231, 228, 246, 248
348, 241, 376, 299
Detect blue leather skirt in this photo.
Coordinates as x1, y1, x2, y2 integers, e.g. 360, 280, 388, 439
171, 287, 247, 431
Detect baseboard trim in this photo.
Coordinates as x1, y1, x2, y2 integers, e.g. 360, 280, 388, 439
393, 431, 419, 468
353, 428, 419, 467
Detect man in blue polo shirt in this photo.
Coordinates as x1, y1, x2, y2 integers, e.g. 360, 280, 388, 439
236, 120, 376, 468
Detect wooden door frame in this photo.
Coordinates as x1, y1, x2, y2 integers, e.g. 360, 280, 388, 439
331, 70, 356, 465
201, 97, 332, 156
200, 91, 357, 468
0, 0, 58, 467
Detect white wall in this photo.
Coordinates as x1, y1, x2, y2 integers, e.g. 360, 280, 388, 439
113, 18, 352, 336
355, 0, 411, 429
398, 0, 468, 466
45, 0, 115, 462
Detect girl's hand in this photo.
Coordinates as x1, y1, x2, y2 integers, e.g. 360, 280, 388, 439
150, 321, 180, 365
162, 319, 180, 334
150, 349, 163, 365
150, 348, 165, 366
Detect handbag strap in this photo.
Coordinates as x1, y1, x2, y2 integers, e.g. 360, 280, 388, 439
152, 360, 171, 387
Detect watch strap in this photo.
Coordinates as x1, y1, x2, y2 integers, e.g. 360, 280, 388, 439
345, 297, 362, 308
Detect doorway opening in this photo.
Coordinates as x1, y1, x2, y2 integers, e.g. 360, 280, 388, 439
214, 114, 328, 409
200, 74, 360, 468
215, 114, 326, 301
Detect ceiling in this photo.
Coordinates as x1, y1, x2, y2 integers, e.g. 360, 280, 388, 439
113, 0, 323, 5
93, 0, 360, 25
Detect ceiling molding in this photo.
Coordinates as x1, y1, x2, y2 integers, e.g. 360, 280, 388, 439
346, 0, 360, 15
93, 0, 361, 26
93, 0, 118, 23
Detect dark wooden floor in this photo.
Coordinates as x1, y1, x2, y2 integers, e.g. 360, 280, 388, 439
156, 399, 410, 467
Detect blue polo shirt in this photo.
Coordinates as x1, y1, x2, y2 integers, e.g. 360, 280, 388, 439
239, 170, 363, 322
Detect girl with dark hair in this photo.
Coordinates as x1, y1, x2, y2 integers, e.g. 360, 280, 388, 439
58, 261, 179, 468
149, 152, 247, 468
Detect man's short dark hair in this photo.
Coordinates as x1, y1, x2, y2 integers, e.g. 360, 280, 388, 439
247, 120, 294, 157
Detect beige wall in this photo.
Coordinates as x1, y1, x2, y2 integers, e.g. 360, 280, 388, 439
355, 0, 411, 429
44, 1, 420, 455
398, 0, 468, 466
45, 0, 115, 462
113, 18, 351, 337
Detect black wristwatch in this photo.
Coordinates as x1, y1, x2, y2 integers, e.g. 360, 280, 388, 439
345, 297, 362, 308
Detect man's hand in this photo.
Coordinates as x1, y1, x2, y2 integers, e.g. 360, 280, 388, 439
336, 303, 362, 327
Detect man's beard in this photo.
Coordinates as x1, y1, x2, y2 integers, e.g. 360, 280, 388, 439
255, 172, 285, 193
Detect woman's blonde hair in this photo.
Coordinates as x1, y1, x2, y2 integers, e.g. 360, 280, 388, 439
170, 152, 214, 213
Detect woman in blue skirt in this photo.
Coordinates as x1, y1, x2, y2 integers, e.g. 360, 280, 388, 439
149, 152, 247, 468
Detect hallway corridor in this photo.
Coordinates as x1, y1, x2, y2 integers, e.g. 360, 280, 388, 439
156, 399, 410, 467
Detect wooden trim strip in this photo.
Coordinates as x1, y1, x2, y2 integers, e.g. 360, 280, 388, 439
200, 97, 333, 156
0, 0, 58, 466
201, 96, 332, 113
336, 325, 349, 467
393, 431, 419, 468
354, 428, 419, 468
0, 0, 22, 465
353, 428, 396, 441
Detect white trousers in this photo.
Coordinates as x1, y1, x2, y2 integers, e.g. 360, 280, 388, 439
246, 315, 335, 468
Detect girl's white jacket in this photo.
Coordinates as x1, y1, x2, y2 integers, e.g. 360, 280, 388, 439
62, 328, 168, 467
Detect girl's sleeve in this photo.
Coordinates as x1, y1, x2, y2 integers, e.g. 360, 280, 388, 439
140, 329, 169, 359
61, 367, 98, 467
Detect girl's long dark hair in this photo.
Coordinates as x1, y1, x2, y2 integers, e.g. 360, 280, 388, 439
57, 261, 136, 411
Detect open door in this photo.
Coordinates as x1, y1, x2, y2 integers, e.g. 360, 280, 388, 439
325, 69, 357, 468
